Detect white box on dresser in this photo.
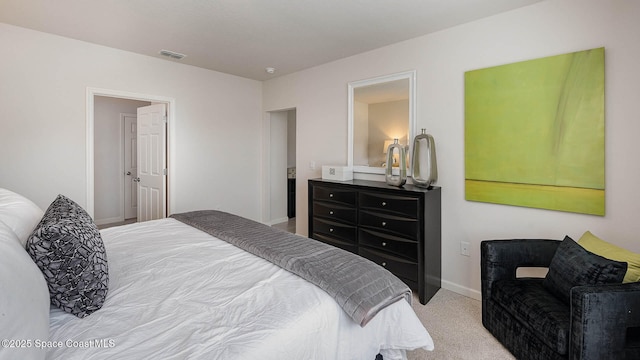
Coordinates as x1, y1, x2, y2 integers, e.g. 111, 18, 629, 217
321, 165, 353, 181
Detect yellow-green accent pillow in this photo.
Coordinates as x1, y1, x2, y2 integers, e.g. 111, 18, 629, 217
578, 231, 640, 283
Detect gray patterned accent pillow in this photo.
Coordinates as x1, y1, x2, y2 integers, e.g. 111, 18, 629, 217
26, 194, 109, 318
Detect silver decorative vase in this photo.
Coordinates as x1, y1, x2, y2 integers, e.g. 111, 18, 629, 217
385, 139, 407, 187
412, 129, 437, 188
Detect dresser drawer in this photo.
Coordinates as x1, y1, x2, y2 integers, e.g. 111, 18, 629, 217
359, 210, 419, 240
359, 247, 418, 282
359, 228, 418, 261
312, 233, 358, 254
312, 202, 356, 224
313, 186, 356, 206
360, 192, 419, 219
312, 218, 356, 244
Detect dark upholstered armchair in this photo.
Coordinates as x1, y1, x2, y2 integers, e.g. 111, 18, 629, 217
481, 239, 640, 360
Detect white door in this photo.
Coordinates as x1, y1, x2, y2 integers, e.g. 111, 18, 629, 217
123, 114, 137, 219
136, 104, 167, 222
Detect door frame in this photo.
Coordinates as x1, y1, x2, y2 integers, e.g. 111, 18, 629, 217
86, 87, 175, 219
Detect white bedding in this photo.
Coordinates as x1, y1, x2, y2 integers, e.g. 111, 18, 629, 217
46, 218, 433, 360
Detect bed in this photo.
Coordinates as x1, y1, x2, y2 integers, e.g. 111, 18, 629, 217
0, 188, 434, 360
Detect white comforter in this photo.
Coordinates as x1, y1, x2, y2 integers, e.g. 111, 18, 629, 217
46, 218, 433, 360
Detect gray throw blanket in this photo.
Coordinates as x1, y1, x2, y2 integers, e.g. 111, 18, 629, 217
171, 210, 411, 327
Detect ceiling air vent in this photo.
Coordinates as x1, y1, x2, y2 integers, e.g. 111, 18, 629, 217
159, 50, 186, 60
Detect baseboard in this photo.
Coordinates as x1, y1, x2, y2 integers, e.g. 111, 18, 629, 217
95, 215, 124, 226
441, 279, 481, 301
268, 217, 289, 226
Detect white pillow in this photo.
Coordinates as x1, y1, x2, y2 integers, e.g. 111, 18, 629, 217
0, 219, 49, 360
0, 188, 44, 247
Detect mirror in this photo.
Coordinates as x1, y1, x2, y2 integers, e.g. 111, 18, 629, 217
348, 70, 416, 175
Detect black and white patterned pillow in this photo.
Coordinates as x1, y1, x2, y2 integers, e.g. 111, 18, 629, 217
26, 194, 109, 318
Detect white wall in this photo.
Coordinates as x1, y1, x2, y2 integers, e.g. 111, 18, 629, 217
263, 0, 640, 298
94, 96, 150, 224
0, 22, 263, 221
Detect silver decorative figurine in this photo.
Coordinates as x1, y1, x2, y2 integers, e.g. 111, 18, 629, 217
412, 129, 437, 188
385, 138, 407, 187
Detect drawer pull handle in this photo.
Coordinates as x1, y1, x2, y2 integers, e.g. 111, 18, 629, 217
329, 193, 334, 198
382, 242, 387, 247
329, 228, 334, 232
382, 202, 387, 206
381, 262, 387, 267
381, 221, 387, 227
329, 211, 334, 215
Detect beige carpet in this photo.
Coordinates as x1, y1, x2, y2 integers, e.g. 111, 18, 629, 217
406, 289, 515, 360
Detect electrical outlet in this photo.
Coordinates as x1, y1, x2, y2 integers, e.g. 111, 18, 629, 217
460, 241, 470, 257
309, 161, 316, 170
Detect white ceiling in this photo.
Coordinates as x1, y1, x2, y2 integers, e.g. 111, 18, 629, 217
0, 0, 542, 81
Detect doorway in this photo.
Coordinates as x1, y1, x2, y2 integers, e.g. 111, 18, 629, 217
267, 108, 297, 233
93, 97, 150, 226
86, 88, 174, 224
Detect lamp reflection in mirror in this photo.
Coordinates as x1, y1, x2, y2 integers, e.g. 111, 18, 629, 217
412, 129, 437, 188
385, 139, 407, 187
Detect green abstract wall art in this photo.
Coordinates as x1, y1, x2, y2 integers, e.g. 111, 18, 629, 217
464, 47, 605, 215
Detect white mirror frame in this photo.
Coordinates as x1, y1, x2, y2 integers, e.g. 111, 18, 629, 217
347, 70, 417, 175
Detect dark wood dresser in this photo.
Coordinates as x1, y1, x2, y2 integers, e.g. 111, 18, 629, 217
308, 178, 441, 304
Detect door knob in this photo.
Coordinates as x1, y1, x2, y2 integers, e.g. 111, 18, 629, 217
133, 177, 141, 182
126, 171, 131, 176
